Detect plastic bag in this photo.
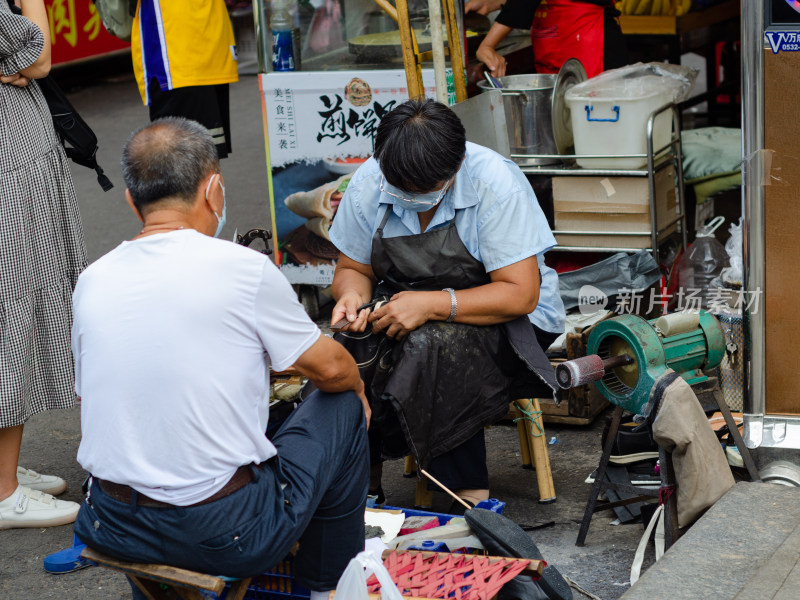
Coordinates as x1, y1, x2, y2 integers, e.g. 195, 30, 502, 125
677, 216, 729, 307
719, 218, 743, 287
557, 250, 662, 312
566, 62, 699, 103
334, 550, 404, 600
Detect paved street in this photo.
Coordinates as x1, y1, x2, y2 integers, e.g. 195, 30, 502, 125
1, 65, 649, 600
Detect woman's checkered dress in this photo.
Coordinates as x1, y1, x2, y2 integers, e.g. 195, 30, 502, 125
1, 4, 87, 428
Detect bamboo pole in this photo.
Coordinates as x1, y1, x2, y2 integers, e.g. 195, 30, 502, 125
441, 0, 467, 102
394, 0, 425, 99
516, 398, 556, 503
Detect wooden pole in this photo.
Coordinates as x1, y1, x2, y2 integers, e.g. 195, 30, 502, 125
441, 0, 467, 102
516, 398, 556, 503
395, 0, 425, 99
513, 404, 533, 468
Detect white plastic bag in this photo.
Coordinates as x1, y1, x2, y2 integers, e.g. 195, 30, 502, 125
719, 218, 743, 287
334, 550, 404, 600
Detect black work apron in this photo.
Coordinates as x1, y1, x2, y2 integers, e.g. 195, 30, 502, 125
338, 206, 558, 469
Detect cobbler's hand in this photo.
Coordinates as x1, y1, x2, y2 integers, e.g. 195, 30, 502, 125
369, 291, 440, 340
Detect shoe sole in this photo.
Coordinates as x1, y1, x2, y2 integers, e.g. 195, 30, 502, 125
609, 451, 659, 465
0, 512, 79, 530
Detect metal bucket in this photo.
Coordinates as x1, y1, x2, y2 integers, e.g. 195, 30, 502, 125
477, 74, 559, 166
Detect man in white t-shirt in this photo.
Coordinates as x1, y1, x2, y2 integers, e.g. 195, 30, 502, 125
72, 117, 369, 600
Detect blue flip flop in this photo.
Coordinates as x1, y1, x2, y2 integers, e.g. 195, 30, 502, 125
43, 534, 92, 574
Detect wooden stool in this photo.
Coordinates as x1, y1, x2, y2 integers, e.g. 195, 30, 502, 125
408, 398, 557, 507
80, 547, 252, 600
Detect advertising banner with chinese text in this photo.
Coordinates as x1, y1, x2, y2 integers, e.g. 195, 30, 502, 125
46, 0, 130, 65
259, 69, 442, 289
261, 69, 440, 166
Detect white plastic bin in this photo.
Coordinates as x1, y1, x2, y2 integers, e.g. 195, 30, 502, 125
566, 78, 672, 169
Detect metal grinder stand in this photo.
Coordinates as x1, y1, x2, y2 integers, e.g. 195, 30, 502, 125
556, 312, 760, 547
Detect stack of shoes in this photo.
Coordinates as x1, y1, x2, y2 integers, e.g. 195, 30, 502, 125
0, 468, 80, 530
597, 417, 660, 524
600, 416, 659, 465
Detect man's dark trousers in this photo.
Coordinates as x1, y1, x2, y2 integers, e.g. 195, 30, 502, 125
74, 390, 369, 592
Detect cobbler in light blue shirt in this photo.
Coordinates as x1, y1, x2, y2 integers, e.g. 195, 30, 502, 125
329, 142, 565, 335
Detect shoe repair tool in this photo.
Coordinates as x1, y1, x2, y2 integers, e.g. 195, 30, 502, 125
331, 298, 390, 332
556, 311, 761, 547
235, 228, 273, 255
555, 311, 725, 415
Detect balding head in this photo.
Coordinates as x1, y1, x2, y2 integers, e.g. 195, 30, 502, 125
122, 117, 220, 214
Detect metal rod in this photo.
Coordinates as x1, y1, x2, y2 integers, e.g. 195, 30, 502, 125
427, 0, 448, 104
741, 0, 765, 420
552, 230, 655, 237
602, 354, 633, 370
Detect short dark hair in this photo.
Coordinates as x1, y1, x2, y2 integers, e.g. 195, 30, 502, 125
374, 99, 466, 193
121, 117, 220, 213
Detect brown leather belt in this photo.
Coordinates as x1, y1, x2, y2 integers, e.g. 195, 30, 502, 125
95, 465, 254, 508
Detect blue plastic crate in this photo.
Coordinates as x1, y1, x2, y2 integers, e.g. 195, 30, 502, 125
219, 557, 310, 600
382, 497, 506, 520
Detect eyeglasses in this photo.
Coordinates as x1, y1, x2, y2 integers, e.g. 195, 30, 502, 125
379, 175, 453, 207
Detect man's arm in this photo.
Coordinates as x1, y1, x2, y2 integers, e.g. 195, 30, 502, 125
292, 333, 371, 426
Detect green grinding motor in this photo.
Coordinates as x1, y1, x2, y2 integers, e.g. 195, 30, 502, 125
555, 311, 726, 414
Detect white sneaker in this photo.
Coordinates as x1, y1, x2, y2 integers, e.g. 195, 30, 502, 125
17, 466, 67, 495
0, 485, 80, 530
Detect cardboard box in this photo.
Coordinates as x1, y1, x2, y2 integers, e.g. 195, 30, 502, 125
554, 213, 678, 249
552, 167, 678, 249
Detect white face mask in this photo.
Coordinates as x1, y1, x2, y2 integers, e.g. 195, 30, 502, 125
206, 175, 227, 238
379, 175, 453, 212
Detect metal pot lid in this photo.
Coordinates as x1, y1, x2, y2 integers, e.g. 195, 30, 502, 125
551, 58, 587, 155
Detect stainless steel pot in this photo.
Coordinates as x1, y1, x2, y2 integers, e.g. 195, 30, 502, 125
477, 74, 559, 166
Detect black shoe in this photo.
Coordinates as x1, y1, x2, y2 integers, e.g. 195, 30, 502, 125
601, 417, 659, 465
